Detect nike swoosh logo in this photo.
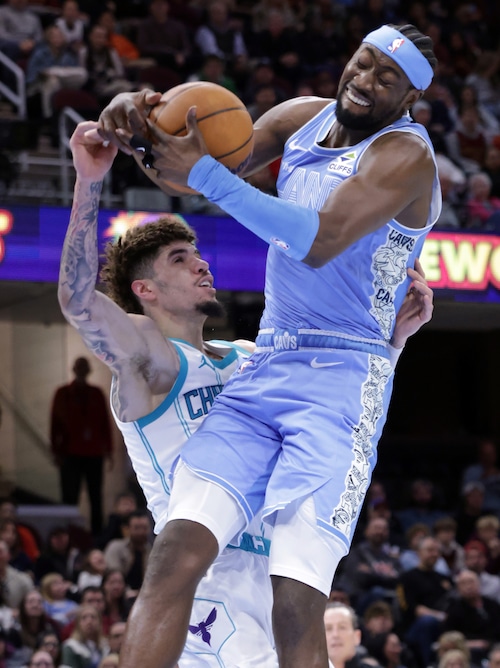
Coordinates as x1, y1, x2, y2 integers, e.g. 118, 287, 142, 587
289, 138, 307, 151
310, 358, 344, 368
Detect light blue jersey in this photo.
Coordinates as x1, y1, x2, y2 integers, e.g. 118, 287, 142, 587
180, 103, 441, 569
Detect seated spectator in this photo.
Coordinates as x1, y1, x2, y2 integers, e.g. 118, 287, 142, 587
103, 512, 152, 594
76, 549, 107, 592
473, 515, 500, 574
362, 601, 395, 640
55, 0, 87, 53
465, 51, 500, 121
243, 58, 291, 104
60, 604, 108, 668
434, 153, 467, 229
0, 498, 40, 563
324, 603, 376, 668
136, 0, 192, 73
360, 480, 405, 548
463, 540, 500, 604
27, 649, 55, 668
487, 645, 500, 668
439, 649, 470, 668
455, 482, 488, 546
400, 524, 432, 572
466, 172, 500, 229
484, 143, 500, 199
78, 24, 136, 106
249, 8, 301, 87
0, 0, 43, 63
97, 493, 137, 551
463, 439, 500, 518
14, 589, 60, 667
106, 621, 125, 656
396, 479, 447, 535
341, 517, 402, 616
397, 537, 454, 667
34, 526, 80, 585
433, 517, 465, 576
35, 631, 61, 667
0, 540, 34, 610
450, 85, 500, 145
0, 584, 17, 642
25, 24, 88, 119
247, 83, 280, 121
328, 583, 352, 607
186, 54, 238, 94
431, 631, 474, 668
444, 106, 489, 176
40, 573, 79, 627
0, 518, 33, 574
101, 570, 133, 630
363, 631, 413, 668
61, 585, 106, 640
444, 569, 500, 665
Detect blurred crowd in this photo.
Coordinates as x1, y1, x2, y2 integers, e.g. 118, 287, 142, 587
2, 0, 500, 227
2, 436, 500, 667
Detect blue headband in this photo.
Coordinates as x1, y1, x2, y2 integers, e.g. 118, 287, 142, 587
362, 25, 433, 91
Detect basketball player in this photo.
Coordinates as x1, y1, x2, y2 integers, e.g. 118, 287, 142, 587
93, 23, 440, 667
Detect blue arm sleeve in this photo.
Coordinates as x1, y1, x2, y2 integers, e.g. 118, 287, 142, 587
188, 155, 320, 261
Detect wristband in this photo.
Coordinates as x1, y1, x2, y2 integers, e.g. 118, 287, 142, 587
188, 155, 320, 261
387, 343, 404, 369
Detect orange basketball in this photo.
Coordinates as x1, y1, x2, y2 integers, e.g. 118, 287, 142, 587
149, 81, 254, 195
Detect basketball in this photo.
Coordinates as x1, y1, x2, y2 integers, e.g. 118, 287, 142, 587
149, 82, 254, 195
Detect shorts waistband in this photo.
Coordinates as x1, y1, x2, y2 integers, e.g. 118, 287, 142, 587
255, 328, 389, 358
227, 532, 271, 557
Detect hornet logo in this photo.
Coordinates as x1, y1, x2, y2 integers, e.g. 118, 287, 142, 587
189, 606, 217, 645
388, 38, 404, 53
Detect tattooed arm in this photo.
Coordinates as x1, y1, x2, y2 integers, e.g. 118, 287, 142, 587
58, 122, 175, 384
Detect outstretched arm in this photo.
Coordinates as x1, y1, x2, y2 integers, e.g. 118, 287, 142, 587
58, 122, 155, 374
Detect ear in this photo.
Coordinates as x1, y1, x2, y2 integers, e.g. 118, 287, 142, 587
407, 89, 424, 111
131, 279, 156, 303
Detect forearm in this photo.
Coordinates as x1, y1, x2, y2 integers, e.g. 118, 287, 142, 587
58, 177, 103, 319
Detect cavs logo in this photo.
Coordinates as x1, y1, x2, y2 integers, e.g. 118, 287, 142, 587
388, 38, 404, 53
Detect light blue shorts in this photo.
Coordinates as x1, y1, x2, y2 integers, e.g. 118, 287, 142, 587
180, 329, 394, 552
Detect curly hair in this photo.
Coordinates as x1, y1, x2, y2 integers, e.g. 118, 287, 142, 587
100, 215, 197, 314
390, 23, 438, 74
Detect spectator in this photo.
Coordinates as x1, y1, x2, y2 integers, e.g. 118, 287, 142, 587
465, 52, 500, 121
249, 8, 301, 86
60, 604, 108, 668
473, 515, 500, 574
50, 357, 113, 536
95, 10, 141, 67
433, 517, 465, 576
98, 654, 119, 668
17, 589, 60, 659
40, 573, 79, 627
363, 631, 411, 668
194, 0, 248, 80
438, 649, 470, 668
397, 537, 453, 667
25, 24, 88, 119
79, 25, 136, 107
0, 0, 43, 63
0, 499, 40, 563
55, 0, 87, 53
76, 549, 107, 592
451, 84, 500, 144
35, 631, 61, 667
0, 519, 33, 575
484, 143, 500, 199
324, 602, 376, 668
34, 526, 80, 584
463, 540, 500, 604
432, 631, 474, 668
106, 621, 125, 656
466, 172, 500, 230
101, 570, 133, 630
0, 540, 33, 609
186, 54, 238, 93
396, 479, 447, 534
455, 483, 487, 546
434, 153, 467, 229
60, 586, 106, 640
445, 106, 489, 176
27, 649, 55, 668
97, 493, 137, 551
103, 512, 152, 593
362, 601, 395, 639
487, 645, 500, 668
462, 439, 500, 517
444, 569, 500, 664
135, 0, 192, 73
247, 83, 280, 121
341, 517, 402, 616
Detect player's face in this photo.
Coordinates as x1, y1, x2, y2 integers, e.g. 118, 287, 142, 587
336, 44, 418, 133
151, 242, 223, 318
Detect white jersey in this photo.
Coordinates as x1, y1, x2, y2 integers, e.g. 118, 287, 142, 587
111, 339, 277, 667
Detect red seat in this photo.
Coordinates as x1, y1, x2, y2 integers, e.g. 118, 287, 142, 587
137, 66, 183, 92
51, 89, 101, 119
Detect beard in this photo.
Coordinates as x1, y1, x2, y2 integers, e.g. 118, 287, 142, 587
196, 299, 226, 318
336, 86, 392, 133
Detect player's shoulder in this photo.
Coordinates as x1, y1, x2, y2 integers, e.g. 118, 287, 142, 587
256, 96, 333, 139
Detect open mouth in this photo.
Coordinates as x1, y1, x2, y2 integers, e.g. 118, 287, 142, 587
345, 88, 371, 107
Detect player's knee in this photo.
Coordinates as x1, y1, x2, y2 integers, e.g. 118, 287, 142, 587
272, 576, 327, 639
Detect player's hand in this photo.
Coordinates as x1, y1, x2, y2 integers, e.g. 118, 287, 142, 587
70, 121, 118, 182
391, 257, 434, 349
98, 89, 162, 154
116, 106, 210, 187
